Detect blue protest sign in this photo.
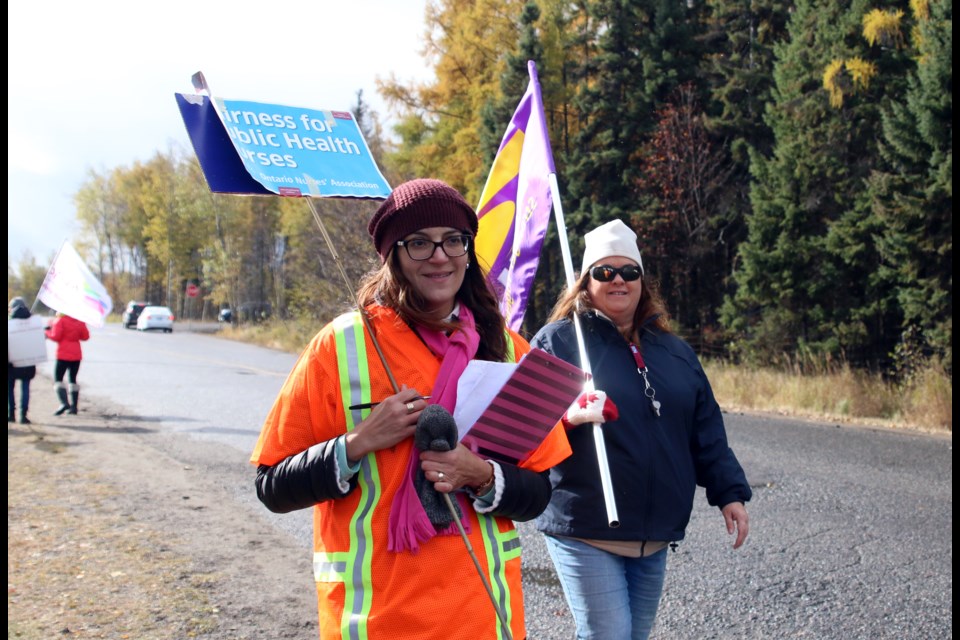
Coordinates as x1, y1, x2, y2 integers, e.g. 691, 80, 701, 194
176, 93, 391, 199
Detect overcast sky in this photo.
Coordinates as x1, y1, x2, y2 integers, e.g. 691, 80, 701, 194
8, 0, 431, 266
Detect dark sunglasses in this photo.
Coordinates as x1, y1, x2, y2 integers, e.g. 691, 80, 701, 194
589, 264, 643, 282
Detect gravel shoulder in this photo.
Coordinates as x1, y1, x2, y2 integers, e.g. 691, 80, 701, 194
7, 377, 318, 639
10, 369, 950, 639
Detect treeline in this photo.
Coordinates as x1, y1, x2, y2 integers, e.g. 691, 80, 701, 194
9, 0, 951, 375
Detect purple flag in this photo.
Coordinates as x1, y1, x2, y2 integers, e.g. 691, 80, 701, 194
475, 61, 556, 330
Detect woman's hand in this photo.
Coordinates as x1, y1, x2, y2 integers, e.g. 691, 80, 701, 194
722, 501, 750, 549
420, 444, 493, 494
563, 389, 619, 429
343, 387, 426, 462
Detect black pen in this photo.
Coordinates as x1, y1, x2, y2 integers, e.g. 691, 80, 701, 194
348, 396, 431, 411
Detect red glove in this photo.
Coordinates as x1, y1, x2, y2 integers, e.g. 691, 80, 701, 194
561, 390, 619, 430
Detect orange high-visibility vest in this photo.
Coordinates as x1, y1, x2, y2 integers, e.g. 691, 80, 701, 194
252, 305, 571, 639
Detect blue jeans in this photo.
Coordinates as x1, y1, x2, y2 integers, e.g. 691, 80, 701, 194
8, 377, 31, 417
544, 534, 668, 640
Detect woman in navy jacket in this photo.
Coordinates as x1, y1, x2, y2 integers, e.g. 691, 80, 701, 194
531, 219, 751, 640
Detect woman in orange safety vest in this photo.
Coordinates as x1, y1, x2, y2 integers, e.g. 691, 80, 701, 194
251, 178, 571, 640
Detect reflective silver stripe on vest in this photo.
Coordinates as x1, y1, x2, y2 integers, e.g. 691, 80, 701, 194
322, 312, 380, 640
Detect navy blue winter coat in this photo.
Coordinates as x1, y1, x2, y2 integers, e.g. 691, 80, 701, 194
530, 312, 752, 543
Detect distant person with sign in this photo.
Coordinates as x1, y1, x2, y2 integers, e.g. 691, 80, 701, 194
8, 297, 38, 424
251, 178, 571, 640
45, 312, 90, 416
530, 219, 752, 640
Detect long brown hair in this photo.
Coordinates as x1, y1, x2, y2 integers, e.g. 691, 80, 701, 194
546, 272, 672, 341
356, 237, 509, 362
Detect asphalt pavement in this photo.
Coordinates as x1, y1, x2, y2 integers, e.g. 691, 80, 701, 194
40, 322, 952, 639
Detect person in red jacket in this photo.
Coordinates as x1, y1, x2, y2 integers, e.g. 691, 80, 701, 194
44, 313, 90, 415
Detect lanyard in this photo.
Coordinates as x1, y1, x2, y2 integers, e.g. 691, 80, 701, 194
629, 343, 661, 417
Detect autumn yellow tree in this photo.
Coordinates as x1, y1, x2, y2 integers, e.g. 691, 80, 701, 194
378, 0, 527, 201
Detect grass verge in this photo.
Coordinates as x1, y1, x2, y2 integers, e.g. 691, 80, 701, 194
217, 318, 952, 434
705, 359, 951, 432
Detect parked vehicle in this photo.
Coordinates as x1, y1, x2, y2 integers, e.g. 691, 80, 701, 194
136, 306, 175, 333
218, 307, 233, 324
122, 301, 152, 329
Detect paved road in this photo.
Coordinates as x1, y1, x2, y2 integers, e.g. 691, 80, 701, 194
51, 322, 952, 639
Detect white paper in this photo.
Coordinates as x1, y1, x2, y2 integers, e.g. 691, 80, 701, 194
8, 315, 48, 367
453, 360, 516, 441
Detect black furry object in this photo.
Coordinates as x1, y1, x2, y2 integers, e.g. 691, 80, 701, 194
414, 404, 462, 526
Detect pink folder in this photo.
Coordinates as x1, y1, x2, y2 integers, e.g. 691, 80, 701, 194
461, 348, 586, 465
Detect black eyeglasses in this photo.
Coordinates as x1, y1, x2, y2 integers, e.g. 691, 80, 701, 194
589, 264, 643, 282
396, 235, 471, 261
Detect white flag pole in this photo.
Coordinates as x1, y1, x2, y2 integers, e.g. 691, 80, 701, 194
548, 173, 620, 528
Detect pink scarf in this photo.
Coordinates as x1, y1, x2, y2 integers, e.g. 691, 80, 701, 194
388, 305, 480, 553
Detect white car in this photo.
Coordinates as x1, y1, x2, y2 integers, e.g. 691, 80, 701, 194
136, 306, 175, 333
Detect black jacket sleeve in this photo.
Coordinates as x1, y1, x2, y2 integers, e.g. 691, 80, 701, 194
255, 437, 357, 514
490, 464, 552, 522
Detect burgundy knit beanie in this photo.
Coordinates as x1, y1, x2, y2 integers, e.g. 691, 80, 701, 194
368, 178, 478, 262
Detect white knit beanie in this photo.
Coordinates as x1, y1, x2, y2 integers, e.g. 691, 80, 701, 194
580, 219, 644, 276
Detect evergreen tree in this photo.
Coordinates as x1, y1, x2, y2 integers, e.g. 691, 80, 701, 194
702, 0, 790, 159
699, 0, 792, 332
867, 0, 952, 369
566, 0, 702, 242
722, 0, 895, 366
479, 1, 546, 168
